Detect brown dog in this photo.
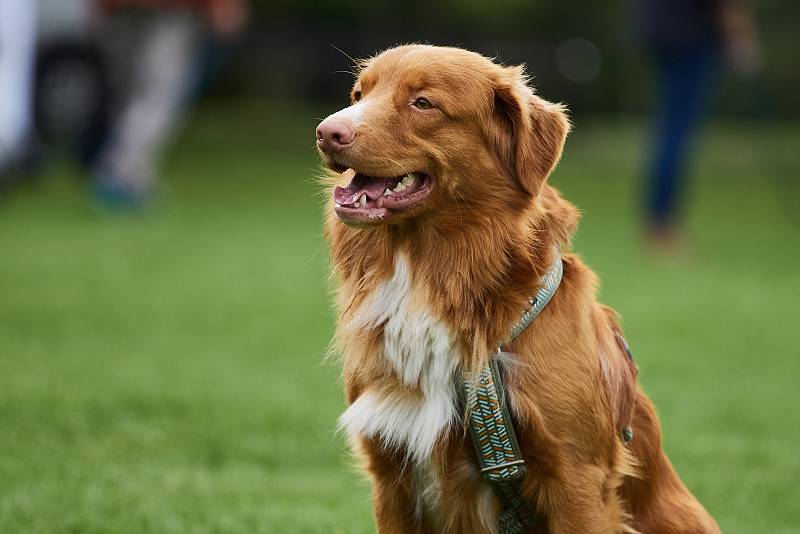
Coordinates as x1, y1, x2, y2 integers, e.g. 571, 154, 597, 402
317, 45, 720, 534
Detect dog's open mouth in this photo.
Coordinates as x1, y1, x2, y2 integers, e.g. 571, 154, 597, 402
333, 171, 434, 225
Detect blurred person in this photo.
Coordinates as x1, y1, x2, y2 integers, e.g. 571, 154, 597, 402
90, 0, 247, 208
636, 0, 760, 247
0, 0, 38, 183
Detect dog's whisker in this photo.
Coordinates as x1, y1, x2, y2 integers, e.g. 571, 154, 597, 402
383, 154, 412, 179
329, 43, 359, 70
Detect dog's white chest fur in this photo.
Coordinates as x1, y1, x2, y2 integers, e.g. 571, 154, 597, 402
339, 254, 459, 466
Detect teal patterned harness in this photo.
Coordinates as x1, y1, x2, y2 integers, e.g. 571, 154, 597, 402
462, 249, 564, 533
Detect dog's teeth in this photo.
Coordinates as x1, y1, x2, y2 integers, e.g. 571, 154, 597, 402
359, 194, 367, 206
394, 183, 406, 192
401, 174, 414, 186
383, 189, 391, 196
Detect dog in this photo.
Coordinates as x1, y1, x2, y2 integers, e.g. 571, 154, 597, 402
316, 45, 720, 534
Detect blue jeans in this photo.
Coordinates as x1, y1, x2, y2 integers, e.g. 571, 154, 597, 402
645, 45, 717, 228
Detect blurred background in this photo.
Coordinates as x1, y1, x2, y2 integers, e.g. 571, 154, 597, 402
0, 0, 798, 532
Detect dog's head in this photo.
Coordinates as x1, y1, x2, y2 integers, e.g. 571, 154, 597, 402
317, 45, 570, 227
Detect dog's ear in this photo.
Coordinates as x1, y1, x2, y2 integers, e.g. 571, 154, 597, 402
491, 66, 570, 197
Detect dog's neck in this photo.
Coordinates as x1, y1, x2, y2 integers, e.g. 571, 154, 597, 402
327, 184, 577, 368
420, 207, 554, 357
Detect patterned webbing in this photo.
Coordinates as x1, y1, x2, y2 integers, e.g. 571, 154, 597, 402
462, 248, 563, 534
503, 255, 564, 348
463, 360, 536, 532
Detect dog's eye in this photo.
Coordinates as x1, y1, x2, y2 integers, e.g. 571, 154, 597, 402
413, 97, 433, 110
352, 90, 362, 102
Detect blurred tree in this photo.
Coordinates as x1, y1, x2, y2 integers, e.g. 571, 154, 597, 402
213, 0, 798, 117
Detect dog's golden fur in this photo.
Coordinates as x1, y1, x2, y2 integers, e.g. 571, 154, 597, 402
319, 45, 720, 534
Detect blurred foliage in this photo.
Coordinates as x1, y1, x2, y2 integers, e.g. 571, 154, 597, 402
218, 0, 799, 116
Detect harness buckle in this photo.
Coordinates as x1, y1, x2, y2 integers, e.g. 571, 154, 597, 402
480, 459, 526, 474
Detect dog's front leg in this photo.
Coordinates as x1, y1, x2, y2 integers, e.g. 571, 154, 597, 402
372, 478, 429, 534
539, 465, 629, 534
358, 437, 431, 534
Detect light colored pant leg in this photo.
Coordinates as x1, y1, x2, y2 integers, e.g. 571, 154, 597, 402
96, 10, 201, 193
0, 0, 37, 165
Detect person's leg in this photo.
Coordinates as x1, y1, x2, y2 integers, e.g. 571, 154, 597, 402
645, 47, 716, 239
0, 0, 37, 168
93, 9, 203, 205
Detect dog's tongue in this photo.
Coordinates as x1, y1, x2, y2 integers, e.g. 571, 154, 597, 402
334, 174, 391, 205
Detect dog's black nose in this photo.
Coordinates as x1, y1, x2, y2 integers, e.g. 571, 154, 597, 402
316, 118, 355, 153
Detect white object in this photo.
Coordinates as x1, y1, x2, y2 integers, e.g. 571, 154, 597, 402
0, 0, 38, 165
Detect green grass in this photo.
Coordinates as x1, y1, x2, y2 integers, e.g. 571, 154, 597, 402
1, 102, 798, 533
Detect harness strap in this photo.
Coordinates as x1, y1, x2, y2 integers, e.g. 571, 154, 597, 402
462, 248, 564, 533
503, 255, 564, 348
463, 360, 536, 533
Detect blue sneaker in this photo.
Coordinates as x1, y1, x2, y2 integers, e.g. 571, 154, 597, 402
92, 176, 150, 211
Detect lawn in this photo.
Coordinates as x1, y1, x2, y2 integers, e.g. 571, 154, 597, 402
0, 101, 798, 533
